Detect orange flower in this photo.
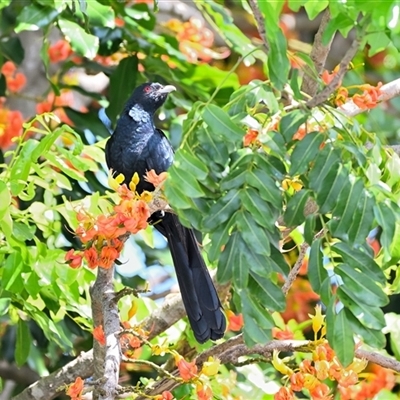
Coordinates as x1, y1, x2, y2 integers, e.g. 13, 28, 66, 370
66, 376, 84, 400
334, 87, 349, 107
83, 247, 99, 269
299, 359, 316, 375
96, 214, 127, 239
321, 65, 341, 86
93, 325, 106, 346
309, 383, 332, 400
226, 310, 243, 331
0, 108, 24, 149
274, 387, 294, 400
243, 128, 259, 147
1, 61, 26, 92
65, 249, 83, 269
1, 61, 16, 76
290, 372, 305, 391
175, 356, 198, 381
272, 326, 294, 340
352, 82, 382, 110
293, 124, 307, 141
48, 40, 73, 63
160, 391, 174, 400
145, 169, 168, 188
196, 384, 213, 400
98, 246, 119, 269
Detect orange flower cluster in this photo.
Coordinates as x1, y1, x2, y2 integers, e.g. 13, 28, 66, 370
339, 363, 395, 400
120, 321, 148, 358
352, 82, 382, 110
48, 40, 73, 63
165, 17, 229, 63
1, 61, 26, 92
0, 101, 24, 149
65, 174, 153, 270
243, 128, 259, 147
274, 341, 368, 400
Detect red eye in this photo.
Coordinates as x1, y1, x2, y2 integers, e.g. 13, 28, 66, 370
144, 86, 151, 93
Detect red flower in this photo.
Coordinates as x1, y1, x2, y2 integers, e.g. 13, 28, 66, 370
66, 376, 84, 400
0, 108, 24, 149
175, 356, 198, 381
93, 325, 106, 346
83, 247, 99, 269
274, 387, 294, 400
98, 246, 119, 269
226, 310, 243, 331
48, 40, 73, 63
65, 249, 83, 269
243, 129, 259, 147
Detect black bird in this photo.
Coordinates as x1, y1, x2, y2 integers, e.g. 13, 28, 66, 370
105, 82, 226, 343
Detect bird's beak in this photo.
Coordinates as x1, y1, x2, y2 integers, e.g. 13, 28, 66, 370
158, 85, 176, 94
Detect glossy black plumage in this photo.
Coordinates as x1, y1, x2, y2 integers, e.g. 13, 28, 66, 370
105, 82, 226, 343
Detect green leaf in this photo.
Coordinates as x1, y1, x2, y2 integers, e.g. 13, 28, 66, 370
332, 242, 386, 285
0, 0, 11, 11
374, 202, 396, 257
242, 288, 274, 347
0, 181, 11, 220
174, 149, 208, 181
344, 308, 386, 349
164, 180, 195, 210
249, 272, 286, 311
364, 32, 391, 57
315, 166, 347, 214
337, 287, 385, 330
240, 187, 278, 229
332, 307, 354, 367
217, 232, 245, 284
0, 37, 25, 64
58, 19, 99, 59
15, 4, 59, 32
15, 319, 31, 366
284, 189, 310, 227
322, 14, 356, 44
304, 214, 316, 245
207, 217, 232, 262
203, 104, 244, 142
168, 164, 205, 198
289, 132, 325, 175
10, 139, 38, 196
236, 210, 270, 256
0, 298, 10, 315
246, 168, 282, 209
308, 238, 328, 293
13, 221, 35, 241
85, 1, 115, 28
279, 110, 308, 142
203, 190, 240, 231
106, 55, 138, 124
335, 264, 388, 307
304, 0, 329, 20
267, 29, 290, 91
198, 127, 230, 166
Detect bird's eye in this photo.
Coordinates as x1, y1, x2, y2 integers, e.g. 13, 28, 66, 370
144, 86, 151, 93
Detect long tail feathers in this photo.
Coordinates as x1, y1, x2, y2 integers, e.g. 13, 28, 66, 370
154, 213, 226, 343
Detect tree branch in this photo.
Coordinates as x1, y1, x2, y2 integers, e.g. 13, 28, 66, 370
306, 35, 361, 108
91, 266, 122, 400
248, 0, 270, 53
301, 9, 333, 97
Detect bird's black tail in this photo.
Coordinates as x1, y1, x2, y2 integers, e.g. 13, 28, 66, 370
154, 212, 226, 343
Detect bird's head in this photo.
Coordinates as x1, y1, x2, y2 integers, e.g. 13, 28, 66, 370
128, 82, 176, 113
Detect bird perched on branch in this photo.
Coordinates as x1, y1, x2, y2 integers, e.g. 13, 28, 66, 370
105, 82, 226, 343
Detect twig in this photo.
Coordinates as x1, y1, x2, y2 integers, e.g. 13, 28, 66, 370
306, 35, 361, 108
248, 0, 270, 53
282, 228, 325, 295
301, 9, 333, 97
355, 349, 400, 373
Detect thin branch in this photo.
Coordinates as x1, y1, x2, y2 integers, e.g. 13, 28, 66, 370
306, 35, 361, 108
282, 228, 325, 295
301, 9, 333, 97
248, 0, 270, 53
